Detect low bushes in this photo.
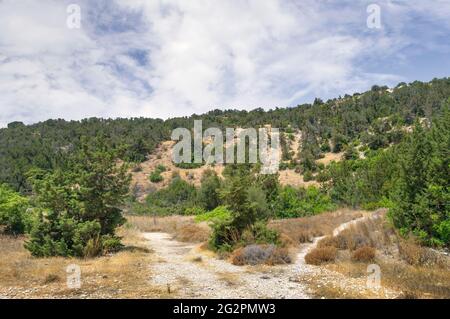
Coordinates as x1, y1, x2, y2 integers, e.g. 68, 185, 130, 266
195, 206, 231, 223
149, 165, 167, 183
231, 244, 291, 266
0, 184, 30, 235
351, 246, 376, 262
209, 220, 280, 253
145, 175, 198, 215
398, 240, 447, 267
274, 186, 335, 219
149, 170, 163, 183
305, 247, 337, 265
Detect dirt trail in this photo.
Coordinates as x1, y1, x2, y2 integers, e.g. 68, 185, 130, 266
144, 215, 373, 299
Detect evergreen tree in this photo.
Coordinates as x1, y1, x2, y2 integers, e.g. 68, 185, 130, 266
25, 138, 131, 257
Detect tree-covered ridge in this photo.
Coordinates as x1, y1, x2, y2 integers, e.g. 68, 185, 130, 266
1, 77, 449, 194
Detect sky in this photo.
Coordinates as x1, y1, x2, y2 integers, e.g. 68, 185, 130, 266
0, 0, 450, 127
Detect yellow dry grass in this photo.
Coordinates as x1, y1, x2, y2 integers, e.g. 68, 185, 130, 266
126, 215, 210, 243
0, 226, 166, 299
315, 213, 450, 299
269, 209, 363, 246
316, 152, 344, 166
278, 169, 320, 188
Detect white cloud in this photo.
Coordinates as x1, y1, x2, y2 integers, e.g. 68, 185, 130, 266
0, 0, 449, 127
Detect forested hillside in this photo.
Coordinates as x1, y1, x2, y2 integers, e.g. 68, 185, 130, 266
2, 78, 449, 193
0, 78, 449, 253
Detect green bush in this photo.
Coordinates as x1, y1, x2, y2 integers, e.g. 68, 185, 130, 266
25, 138, 130, 257
182, 206, 205, 216
156, 164, 167, 172
149, 170, 163, 183
303, 171, 313, 181
242, 221, 280, 246
146, 175, 198, 215
195, 206, 232, 223
0, 184, 29, 234
274, 186, 335, 219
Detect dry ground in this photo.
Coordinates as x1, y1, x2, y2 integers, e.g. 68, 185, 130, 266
305, 211, 450, 299
0, 227, 166, 299
1, 211, 447, 299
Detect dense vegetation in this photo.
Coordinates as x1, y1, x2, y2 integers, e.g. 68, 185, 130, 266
25, 138, 130, 257
0, 78, 449, 255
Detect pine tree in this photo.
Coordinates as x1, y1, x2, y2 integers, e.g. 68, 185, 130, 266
25, 137, 131, 257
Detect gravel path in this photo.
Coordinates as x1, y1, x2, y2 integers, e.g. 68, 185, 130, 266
143, 215, 372, 299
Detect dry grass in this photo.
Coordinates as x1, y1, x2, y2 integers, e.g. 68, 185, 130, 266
315, 212, 450, 299
126, 215, 210, 243
305, 247, 337, 265
317, 210, 393, 251
278, 169, 320, 188
316, 152, 344, 166
269, 209, 363, 246
0, 227, 165, 299
351, 246, 376, 262
325, 260, 450, 299
317, 211, 448, 267
231, 245, 292, 266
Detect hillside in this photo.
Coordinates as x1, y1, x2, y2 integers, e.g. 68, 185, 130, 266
1, 78, 449, 194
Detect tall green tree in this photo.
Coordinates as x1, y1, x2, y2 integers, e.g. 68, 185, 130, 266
25, 138, 131, 257
390, 111, 450, 246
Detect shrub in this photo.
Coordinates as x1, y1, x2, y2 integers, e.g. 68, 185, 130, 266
242, 221, 280, 246
318, 235, 348, 250
146, 176, 198, 215
398, 240, 445, 267
208, 218, 239, 251
305, 247, 337, 265
149, 170, 163, 183
0, 184, 29, 235
303, 171, 313, 182
101, 235, 124, 254
156, 164, 167, 172
274, 186, 335, 219
231, 244, 291, 266
195, 206, 232, 223
351, 246, 376, 262
25, 138, 130, 257
184, 206, 206, 216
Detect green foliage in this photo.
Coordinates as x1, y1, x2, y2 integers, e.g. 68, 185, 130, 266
195, 206, 232, 223
198, 170, 221, 211
303, 170, 313, 181
208, 165, 279, 251
156, 164, 167, 172
274, 186, 335, 219
328, 149, 397, 208
149, 170, 163, 183
25, 138, 130, 257
2, 78, 449, 194
389, 112, 450, 247
0, 184, 29, 234
146, 175, 198, 215
343, 146, 359, 160
149, 164, 167, 183
242, 221, 280, 246
184, 206, 206, 216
